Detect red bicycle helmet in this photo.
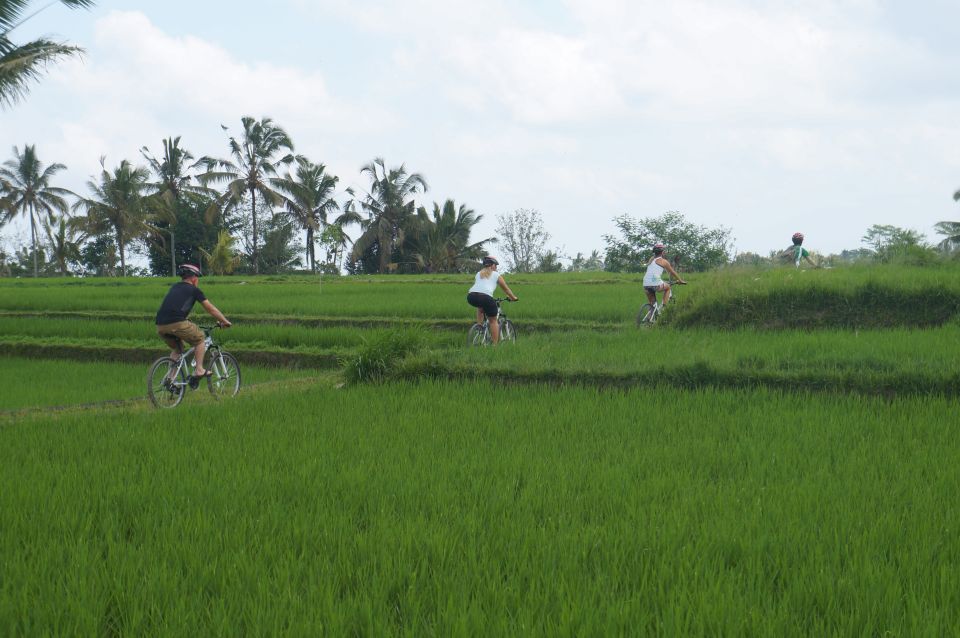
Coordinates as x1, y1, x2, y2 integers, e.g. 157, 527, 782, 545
792, 232, 804, 245
652, 242, 666, 254
482, 255, 499, 267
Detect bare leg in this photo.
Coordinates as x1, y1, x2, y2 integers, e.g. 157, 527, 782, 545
489, 316, 500, 345
644, 288, 657, 304
476, 307, 484, 326
194, 341, 207, 375
662, 285, 672, 305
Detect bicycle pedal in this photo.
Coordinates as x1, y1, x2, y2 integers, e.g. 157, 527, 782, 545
188, 377, 200, 390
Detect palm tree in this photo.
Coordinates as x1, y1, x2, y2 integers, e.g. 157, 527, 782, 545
408, 199, 492, 273
0, 0, 95, 108
197, 116, 296, 274
934, 190, 960, 253
72, 158, 152, 276
0, 144, 71, 276
275, 158, 343, 272
351, 157, 428, 274
199, 230, 241, 275
141, 136, 214, 272
44, 214, 85, 275
934, 221, 960, 252
141, 136, 213, 208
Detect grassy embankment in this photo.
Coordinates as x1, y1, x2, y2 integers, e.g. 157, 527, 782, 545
0, 358, 319, 412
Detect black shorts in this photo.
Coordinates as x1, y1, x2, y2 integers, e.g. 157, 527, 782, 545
467, 292, 498, 318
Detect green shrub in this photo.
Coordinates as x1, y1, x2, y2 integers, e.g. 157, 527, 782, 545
342, 327, 428, 384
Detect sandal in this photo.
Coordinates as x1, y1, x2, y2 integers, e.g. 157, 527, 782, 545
191, 370, 214, 380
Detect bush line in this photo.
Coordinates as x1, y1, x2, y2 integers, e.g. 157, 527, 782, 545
669, 282, 960, 329
0, 342, 340, 369
398, 359, 960, 398
0, 310, 617, 333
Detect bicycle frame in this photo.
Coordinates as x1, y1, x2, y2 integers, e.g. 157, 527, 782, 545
470, 298, 515, 345
163, 326, 222, 386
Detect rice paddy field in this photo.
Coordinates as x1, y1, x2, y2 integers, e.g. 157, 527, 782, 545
2, 264, 959, 635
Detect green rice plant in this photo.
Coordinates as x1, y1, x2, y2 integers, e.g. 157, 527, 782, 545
1, 381, 958, 634
342, 326, 429, 384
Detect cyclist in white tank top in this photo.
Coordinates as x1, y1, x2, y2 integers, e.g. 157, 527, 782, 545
642, 243, 686, 308
466, 256, 518, 345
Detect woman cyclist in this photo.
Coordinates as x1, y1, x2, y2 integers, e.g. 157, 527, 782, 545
643, 243, 686, 307
467, 256, 518, 345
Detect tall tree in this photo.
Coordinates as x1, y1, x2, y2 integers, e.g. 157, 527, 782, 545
603, 211, 732, 273
351, 157, 428, 274
72, 158, 152, 276
934, 221, 960, 252
141, 136, 216, 274
275, 158, 344, 272
140, 136, 213, 209
198, 116, 296, 274
0, 144, 71, 276
495, 208, 550, 273
44, 214, 84, 275
939, 189, 960, 252
408, 199, 492, 273
0, 0, 95, 108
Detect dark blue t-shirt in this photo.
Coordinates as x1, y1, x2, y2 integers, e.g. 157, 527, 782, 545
155, 282, 207, 325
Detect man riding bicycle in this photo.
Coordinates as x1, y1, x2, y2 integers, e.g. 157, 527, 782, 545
643, 243, 686, 306
780, 232, 818, 269
155, 263, 231, 380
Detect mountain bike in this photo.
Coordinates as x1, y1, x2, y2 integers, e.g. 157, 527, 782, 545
467, 298, 516, 346
147, 324, 241, 408
637, 281, 685, 326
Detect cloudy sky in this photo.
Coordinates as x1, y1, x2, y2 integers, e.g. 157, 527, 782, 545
4, 0, 960, 259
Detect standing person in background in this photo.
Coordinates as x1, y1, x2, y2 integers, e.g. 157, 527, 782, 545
155, 263, 231, 380
467, 256, 518, 345
781, 232, 818, 268
643, 242, 686, 308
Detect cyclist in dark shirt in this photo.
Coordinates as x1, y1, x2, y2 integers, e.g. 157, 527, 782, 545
155, 264, 231, 379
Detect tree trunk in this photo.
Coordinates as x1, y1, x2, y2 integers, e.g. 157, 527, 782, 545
29, 205, 38, 277
250, 186, 259, 275
378, 228, 389, 274
117, 229, 126, 277
306, 227, 314, 272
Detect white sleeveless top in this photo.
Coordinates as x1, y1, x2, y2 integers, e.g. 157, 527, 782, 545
643, 259, 665, 287
468, 270, 499, 296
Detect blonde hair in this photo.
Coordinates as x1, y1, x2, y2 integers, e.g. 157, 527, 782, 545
479, 265, 495, 279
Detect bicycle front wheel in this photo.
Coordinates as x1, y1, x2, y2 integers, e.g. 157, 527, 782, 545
467, 323, 486, 347
147, 357, 187, 408
207, 350, 241, 398
500, 319, 516, 343
636, 304, 657, 326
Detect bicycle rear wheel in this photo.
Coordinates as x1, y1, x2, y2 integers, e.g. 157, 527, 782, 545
147, 357, 187, 408
500, 319, 516, 343
207, 350, 241, 398
467, 323, 486, 346
636, 303, 657, 326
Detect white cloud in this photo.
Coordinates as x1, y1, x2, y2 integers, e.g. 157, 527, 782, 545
58, 10, 385, 133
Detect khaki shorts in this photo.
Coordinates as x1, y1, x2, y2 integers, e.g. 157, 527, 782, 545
157, 321, 204, 350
